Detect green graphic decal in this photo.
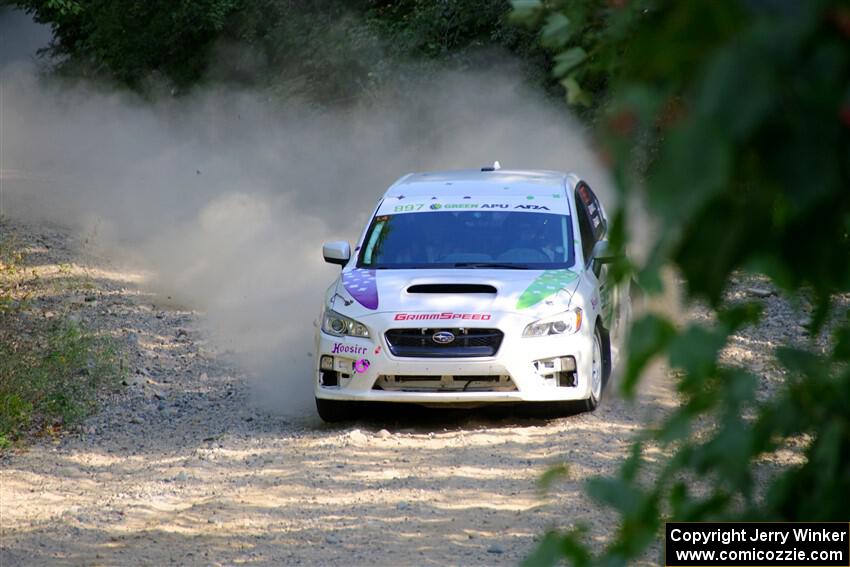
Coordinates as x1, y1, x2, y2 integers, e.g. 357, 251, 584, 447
517, 270, 578, 309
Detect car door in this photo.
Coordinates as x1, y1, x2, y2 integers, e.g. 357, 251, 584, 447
574, 181, 614, 327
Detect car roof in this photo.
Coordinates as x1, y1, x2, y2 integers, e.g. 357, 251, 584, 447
384, 169, 580, 199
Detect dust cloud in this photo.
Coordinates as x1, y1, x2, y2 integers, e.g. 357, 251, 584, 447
2, 37, 613, 412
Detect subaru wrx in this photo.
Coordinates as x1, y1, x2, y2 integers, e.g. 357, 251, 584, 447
315, 167, 629, 421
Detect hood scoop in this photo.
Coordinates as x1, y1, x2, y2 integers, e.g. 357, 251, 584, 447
406, 284, 497, 294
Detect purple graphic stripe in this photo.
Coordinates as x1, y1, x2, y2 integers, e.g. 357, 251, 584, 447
342, 269, 379, 309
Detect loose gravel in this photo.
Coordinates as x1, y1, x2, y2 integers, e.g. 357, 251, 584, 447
2, 219, 838, 566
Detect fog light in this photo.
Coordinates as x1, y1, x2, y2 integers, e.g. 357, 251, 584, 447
557, 371, 576, 387
534, 356, 578, 383
320, 355, 334, 371
320, 370, 339, 387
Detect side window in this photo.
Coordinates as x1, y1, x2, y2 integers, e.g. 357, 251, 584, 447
575, 181, 607, 264
579, 182, 606, 241
575, 187, 595, 262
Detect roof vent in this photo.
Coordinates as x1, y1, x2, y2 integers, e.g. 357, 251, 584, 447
481, 161, 501, 172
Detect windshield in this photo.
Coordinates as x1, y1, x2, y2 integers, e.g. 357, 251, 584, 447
357, 211, 574, 269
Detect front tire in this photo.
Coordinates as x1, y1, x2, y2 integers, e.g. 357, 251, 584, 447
315, 397, 358, 423
584, 325, 607, 412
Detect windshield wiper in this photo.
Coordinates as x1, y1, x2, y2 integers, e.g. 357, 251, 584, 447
452, 262, 531, 270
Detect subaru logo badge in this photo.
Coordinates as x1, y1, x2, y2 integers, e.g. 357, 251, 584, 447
432, 331, 455, 344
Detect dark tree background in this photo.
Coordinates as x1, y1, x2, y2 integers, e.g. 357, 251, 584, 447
6, 0, 549, 99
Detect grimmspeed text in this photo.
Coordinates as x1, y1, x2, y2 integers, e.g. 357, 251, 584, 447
393, 312, 492, 321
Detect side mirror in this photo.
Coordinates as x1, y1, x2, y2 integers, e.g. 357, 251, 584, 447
323, 241, 351, 266
590, 239, 616, 264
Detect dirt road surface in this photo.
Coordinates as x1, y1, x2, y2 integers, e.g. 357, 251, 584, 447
1, 219, 808, 566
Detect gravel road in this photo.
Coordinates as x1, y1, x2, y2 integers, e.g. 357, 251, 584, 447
0, 219, 825, 566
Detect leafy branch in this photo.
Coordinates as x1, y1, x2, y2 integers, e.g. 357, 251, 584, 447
514, 0, 850, 564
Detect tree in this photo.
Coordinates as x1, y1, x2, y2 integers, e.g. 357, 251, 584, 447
9, 0, 242, 87
8, 0, 549, 97
514, 0, 850, 564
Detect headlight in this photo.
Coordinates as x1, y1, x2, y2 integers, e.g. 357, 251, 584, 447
322, 309, 370, 338
523, 308, 582, 337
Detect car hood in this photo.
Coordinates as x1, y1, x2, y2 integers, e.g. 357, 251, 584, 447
328, 267, 582, 321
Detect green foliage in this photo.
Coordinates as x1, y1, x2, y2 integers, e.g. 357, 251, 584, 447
620, 313, 674, 395
367, 0, 541, 60
369, 0, 551, 93
0, 319, 122, 445
0, 234, 26, 314
524, 529, 591, 567
11, 0, 550, 98
511, 0, 638, 107
11, 0, 241, 87
537, 462, 569, 491
0, 236, 123, 447
515, 0, 850, 564
216, 0, 384, 103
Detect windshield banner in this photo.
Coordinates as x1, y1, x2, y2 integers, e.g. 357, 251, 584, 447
377, 196, 568, 216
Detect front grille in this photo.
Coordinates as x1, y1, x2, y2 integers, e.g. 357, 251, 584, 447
374, 374, 517, 392
384, 328, 503, 358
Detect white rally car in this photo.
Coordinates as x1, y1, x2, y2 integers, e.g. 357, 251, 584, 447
314, 167, 628, 421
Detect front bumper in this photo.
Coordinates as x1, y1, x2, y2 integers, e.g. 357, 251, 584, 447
314, 321, 595, 404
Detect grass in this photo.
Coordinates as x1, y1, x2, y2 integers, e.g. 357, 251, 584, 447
0, 234, 24, 315
0, 229, 124, 448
